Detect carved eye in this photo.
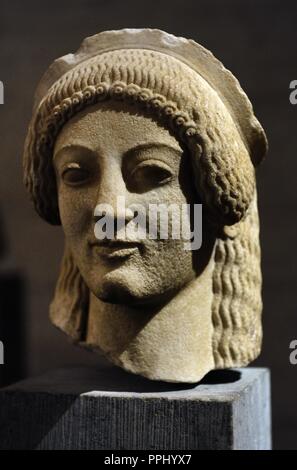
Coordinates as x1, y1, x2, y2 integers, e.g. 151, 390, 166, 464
129, 160, 173, 192
62, 164, 91, 186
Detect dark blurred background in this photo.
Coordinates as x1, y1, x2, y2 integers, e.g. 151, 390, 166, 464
0, 0, 296, 449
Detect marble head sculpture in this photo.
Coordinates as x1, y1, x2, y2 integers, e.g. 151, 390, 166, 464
23, 29, 268, 382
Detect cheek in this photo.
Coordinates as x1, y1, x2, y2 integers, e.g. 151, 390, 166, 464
58, 188, 94, 239
142, 183, 196, 271
155, 182, 193, 233
141, 179, 190, 208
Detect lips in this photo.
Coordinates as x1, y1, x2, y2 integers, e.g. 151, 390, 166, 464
89, 239, 141, 260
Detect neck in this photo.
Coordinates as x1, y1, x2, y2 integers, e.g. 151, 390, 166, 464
86, 257, 215, 383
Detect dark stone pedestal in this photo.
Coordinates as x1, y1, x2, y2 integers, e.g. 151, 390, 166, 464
0, 366, 271, 450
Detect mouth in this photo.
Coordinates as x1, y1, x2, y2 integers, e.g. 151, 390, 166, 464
89, 240, 141, 260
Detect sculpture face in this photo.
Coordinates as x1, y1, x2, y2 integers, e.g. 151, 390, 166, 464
54, 102, 200, 307
23, 29, 267, 382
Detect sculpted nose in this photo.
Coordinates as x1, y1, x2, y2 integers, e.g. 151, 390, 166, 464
93, 161, 135, 225
96, 160, 125, 203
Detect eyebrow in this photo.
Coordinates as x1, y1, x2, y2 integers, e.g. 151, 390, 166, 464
53, 144, 95, 163
123, 142, 182, 160
54, 141, 183, 163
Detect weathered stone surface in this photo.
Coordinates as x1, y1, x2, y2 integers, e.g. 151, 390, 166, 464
22, 29, 268, 382
0, 366, 271, 450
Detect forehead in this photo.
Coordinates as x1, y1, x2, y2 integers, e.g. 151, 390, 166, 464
54, 101, 182, 157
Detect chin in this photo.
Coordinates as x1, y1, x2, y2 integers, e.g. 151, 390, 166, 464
94, 280, 182, 311
93, 272, 145, 306
92, 270, 164, 307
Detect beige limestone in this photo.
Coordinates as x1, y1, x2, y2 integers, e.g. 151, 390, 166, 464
23, 29, 268, 382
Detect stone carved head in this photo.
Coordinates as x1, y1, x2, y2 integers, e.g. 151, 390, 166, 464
23, 29, 267, 382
